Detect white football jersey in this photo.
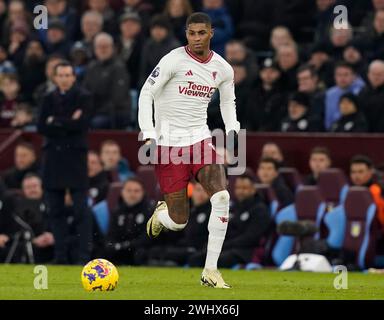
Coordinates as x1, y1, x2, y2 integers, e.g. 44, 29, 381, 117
138, 46, 240, 146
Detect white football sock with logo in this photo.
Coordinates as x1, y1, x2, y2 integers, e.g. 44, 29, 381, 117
157, 208, 187, 231
204, 190, 230, 270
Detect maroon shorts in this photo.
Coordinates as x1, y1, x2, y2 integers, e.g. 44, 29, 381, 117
155, 138, 223, 194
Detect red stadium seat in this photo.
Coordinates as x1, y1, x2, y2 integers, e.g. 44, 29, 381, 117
318, 168, 348, 209
136, 165, 162, 201
106, 182, 124, 213
278, 167, 303, 192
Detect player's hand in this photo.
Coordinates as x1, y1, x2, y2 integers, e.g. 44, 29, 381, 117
144, 138, 157, 164
226, 130, 238, 155
72, 109, 82, 120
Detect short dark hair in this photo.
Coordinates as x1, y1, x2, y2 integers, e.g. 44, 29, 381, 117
53, 61, 75, 75
186, 12, 212, 28
123, 177, 145, 189
350, 155, 374, 169
259, 157, 279, 171
335, 61, 355, 73
310, 146, 331, 159
297, 64, 318, 78
16, 141, 36, 153
236, 172, 256, 184
23, 172, 41, 182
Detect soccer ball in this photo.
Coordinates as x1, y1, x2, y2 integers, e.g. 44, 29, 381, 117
81, 258, 119, 291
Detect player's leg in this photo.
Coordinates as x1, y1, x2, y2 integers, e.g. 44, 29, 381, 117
197, 164, 231, 288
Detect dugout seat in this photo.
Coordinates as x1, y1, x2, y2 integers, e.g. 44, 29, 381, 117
255, 183, 279, 217
136, 165, 162, 201
278, 167, 303, 193
318, 168, 349, 210
106, 181, 124, 212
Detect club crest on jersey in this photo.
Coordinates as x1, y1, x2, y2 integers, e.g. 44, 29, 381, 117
212, 71, 217, 80
151, 67, 160, 78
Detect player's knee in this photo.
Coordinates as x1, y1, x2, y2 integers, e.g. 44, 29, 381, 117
210, 190, 230, 207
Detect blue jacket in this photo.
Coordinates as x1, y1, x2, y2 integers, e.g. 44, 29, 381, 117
324, 77, 365, 130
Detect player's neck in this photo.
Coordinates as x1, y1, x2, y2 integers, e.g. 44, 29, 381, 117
186, 45, 211, 61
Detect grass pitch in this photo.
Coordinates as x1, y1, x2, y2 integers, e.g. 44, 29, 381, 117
0, 265, 383, 300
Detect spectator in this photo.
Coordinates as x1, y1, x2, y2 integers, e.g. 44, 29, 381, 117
0, 44, 16, 75
328, 25, 354, 61
245, 58, 287, 131
83, 32, 131, 129
10, 103, 35, 130
307, 42, 335, 88
261, 142, 285, 168
360, 0, 384, 34
330, 93, 368, 133
103, 177, 153, 265
139, 14, 180, 87
37, 61, 93, 264
18, 40, 46, 104
359, 9, 384, 60
324, 61, 365, 130
40, 0, 79, 44
2, 142, 40, 189
14, 174, 54, 263
276, 44, 300, 91
202, 0, 234, 56
33, 54, 63, 108
280, 92, 323, 132
270, 26, 295, 53
297, 64, 325, 121
7, 20, 30, 68
69, 41, 91, 83
358, 60, 384, 132
87, 150, 109, 206
343, 42, 367, 80
45, 18, 72, 57
117, 12, 145, 90
225, 39, 258, 82
304, 146, 332, 185
257, 157, 294, 207
163, 0, 194, 45
100, 139, 135, 182
87, 0, 117, 35
79, 10, 104, 58
349, 155, 384, 229
0, 73, 25, 127
121, 0, 154, 33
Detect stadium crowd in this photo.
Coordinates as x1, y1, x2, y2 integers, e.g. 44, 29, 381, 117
0, 0, 384, 269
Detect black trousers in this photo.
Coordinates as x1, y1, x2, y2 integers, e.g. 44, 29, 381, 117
45, 188, 92, 264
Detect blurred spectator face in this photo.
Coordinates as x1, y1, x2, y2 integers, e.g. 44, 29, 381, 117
261, 143, 283, 163
124, 0, 140, 5
47, 28, 65, 44
316, 0, 336, 11
0, 46, 7, 62
46, 57, 63, 80
45, 0, 67, 16
350, 163, 373, 186
101, 143, 121, 170
277, 45, 298, 71
203, 0, 223, 9
343, 46, 362, 64
89, 0, 108, 12
374, 10, 384, 34
25, 41, 45, 61
339, 97, 357, 116
15, 145, 36, 170
120, 19, 141, 39
0, 76, 20, 99
121, 180, 144, 206
298, 69, 318, 93
191, 183, 210, 206
88, 152, 103, 177
151, 25, 168, 42
54, 65, 76, 92
94, 34, 114, 61
82, 12, 103, 40
0, 1, 6, 15
368, 61, 384, 88
234, 177, 256, 202
335, 66, 355, 89
11, 106, 33, 128
373, 0, 384, 10
168, 0, 189, 17
10, 29, 27, 44
22, 176, 43, 200
288, 101, 307, 120
330, 27, 352, 47
8, 0, 25, 23
225, 42, 246, 63
309, 51, 329, 70
260, 67, 280, 86
271, 27, 294, 51
257, 162, 278, 185
233, 65, 247, 85
309, 153, 331, 177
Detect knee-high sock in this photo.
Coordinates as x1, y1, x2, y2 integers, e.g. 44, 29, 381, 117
205, 190, 230, 270
157, 207, 187, 231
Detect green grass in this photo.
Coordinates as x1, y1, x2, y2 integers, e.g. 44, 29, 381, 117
0, 265, 383, 300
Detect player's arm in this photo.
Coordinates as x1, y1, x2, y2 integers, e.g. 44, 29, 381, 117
138, 55, 174, 141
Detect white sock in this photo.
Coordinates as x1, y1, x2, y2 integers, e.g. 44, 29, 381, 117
204, 190, 230, 270
157, 208, 187, 231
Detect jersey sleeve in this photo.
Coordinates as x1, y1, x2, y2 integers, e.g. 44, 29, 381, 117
218, 65, 241, 134
138, 54, 175, 140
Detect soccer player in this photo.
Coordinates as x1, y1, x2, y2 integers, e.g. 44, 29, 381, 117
138, 12, 240, 288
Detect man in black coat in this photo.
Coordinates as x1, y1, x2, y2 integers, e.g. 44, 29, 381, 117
37, 61, 92, 264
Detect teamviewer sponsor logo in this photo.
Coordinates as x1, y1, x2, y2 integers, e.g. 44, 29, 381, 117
178, 81, 216, 99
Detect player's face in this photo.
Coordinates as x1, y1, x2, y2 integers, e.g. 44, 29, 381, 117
186, 23, 213, 55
